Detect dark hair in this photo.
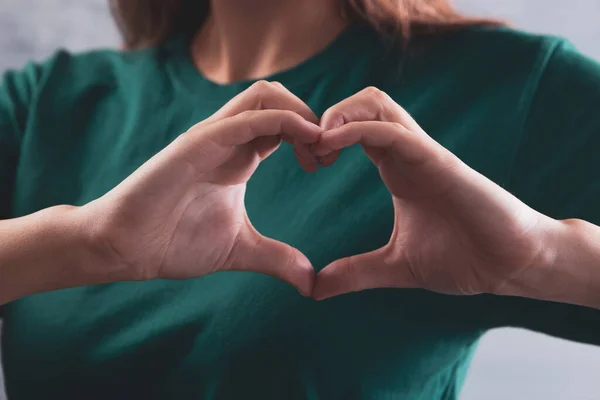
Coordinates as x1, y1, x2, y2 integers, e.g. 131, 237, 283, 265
109, 0, 502, 49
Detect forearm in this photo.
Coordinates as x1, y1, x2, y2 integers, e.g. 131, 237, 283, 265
0, 205, 128, 305
500, 218, 600, 309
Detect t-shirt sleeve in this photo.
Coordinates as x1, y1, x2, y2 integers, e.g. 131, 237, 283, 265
511, 39, 600, 225
492, 39, 600, 344
0, 63, 41, 317
0, 63, 42, 218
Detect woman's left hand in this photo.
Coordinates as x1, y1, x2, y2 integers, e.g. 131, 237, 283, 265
311, 87, 558, 300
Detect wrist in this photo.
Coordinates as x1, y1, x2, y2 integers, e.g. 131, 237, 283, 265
73, 204, 136, 284
546, 218, 600, 309
0, 205, 131, 304
499, 217, 600, 309
42, 205, 133, 288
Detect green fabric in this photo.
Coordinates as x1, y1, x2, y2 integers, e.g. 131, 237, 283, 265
1, 23, 600, 399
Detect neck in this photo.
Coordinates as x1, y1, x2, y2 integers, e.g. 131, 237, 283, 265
192, 0, 349, 84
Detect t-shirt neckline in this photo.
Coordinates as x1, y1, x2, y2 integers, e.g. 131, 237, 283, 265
164, 22, 379, 103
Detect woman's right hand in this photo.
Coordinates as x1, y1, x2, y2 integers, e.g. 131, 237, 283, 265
82, 81, 321, 296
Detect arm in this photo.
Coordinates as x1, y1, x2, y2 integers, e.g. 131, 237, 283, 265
499, 218, 600, 310
0, 206, 128, 305
0, 64, 51, 307
1, 81, 321, 306
495, 38, 600, 340
310, 39, 600, 343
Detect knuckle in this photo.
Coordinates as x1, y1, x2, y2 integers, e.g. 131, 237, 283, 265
276, 109, 300, 123
320, 107, 332, 121
281, 109, 299, 118
321, 108, 345, 129
236, 110, 259, 132
390, 121, 405, 132
237, 109, 257, 120
279, 111, 303, 132
251, 80, 273, 91
363, 86, 394, 115
363, 86, 387, 100
250, 80, 274, 97
248, 80, 277, 110
361, 87, 394, 121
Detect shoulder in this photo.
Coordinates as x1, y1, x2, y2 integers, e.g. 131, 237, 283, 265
2, 40, 180, 105
449, 25, 562, 54
378, 25, 596, 91
435, 27, 600, 220
373, 27, 577, 123
450, 27, 600, 129
1, 41, 180, 138
426, 25, 566, 69
405, 25, 599, 96
3, 45, 160, 88
25, 44, 172, 97
378, 25, 600, 134
453, 26, 600, 88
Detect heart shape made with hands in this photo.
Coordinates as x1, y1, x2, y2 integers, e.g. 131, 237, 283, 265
90, 78, 546, 305
132, 79, 544, 303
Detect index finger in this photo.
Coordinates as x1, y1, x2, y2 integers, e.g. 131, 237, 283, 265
204, 80, 319, 125
313, 120, 434, 165
320, 86, 420, 131
204, 81, 320, 172
209, 109, 323, 147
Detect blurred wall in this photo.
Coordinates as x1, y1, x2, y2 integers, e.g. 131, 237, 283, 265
456, 0, 600, 59
2, 0, 600, 71
0, 0, 119, 71
1, 1, 600, 399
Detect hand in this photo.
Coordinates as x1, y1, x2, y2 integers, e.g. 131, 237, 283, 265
311, 87, 554, 300
82, 81, 321, 296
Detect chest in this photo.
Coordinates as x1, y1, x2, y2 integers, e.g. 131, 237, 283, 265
3, 83, 517, 397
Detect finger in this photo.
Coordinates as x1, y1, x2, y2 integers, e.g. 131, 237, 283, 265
253, 134, 318, 174
265, 82, 319, 172
320, 86, 418, 130
204, 80, 319, 125
252, 135, 283, 160
316, 151, 339, 167
197, 81, 319, 172
208, 109, 322, 147
312, 121, 434, 166
270, 81, 286, 90
317, 86, 416, 164
225, 223, 315, 296
179, 110, 321, 175
312, 248, 417, 301
294, 145, 319, 173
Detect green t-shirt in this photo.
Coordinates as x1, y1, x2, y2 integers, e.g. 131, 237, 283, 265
1, 23, 600, 399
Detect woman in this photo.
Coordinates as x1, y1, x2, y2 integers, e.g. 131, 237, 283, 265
1, 0, 599, 398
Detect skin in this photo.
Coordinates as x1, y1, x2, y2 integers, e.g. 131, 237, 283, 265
311, 88, 600, 309
0, 82, 323, 304
193, 0, 348, 84
1, 0, 599, 312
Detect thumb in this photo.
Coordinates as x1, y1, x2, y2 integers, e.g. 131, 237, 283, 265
312, 247, 417, 300
225, 222, 315, 296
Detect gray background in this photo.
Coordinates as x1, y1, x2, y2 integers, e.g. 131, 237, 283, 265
1, 0, 600, 399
